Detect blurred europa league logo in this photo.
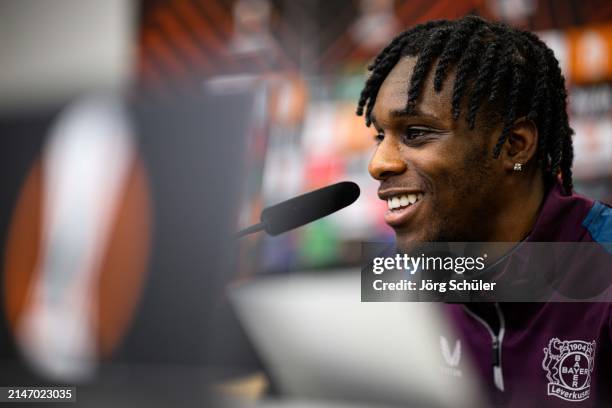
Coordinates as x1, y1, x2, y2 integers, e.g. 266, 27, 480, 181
3, 96, 152, 381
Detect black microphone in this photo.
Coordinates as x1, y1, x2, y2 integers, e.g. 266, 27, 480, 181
235, 181, 360, 238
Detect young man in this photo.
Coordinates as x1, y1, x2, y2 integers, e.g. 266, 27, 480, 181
357, 16, 611, 406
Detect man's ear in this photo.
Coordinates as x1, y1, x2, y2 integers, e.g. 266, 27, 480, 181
500, 117, 538, 172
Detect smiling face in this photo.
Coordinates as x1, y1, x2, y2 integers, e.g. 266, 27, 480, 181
369, 56, 507, 249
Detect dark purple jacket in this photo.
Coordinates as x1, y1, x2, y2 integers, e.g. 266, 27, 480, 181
443, 182, 612, 407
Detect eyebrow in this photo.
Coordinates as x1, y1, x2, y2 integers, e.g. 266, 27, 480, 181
390, 108, 441, 122
370, 109, 443, 129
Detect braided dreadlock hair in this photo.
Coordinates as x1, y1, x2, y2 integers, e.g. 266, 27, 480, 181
356, 15, 574, 195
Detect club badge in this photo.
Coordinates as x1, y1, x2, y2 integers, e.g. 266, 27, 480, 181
542, 338, 596, 402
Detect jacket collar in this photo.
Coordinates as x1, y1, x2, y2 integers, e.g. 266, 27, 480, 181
526, 181, 594, 242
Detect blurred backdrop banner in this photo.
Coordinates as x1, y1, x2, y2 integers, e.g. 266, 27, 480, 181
136, 0, 612, 273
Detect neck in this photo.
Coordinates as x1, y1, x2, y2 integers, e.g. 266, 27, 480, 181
489, 174, 546, 242
462, 175, 546, 265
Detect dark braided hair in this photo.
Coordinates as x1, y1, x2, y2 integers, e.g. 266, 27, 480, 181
356, 15, 575, 195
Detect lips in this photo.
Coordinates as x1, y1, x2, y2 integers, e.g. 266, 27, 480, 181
378, 189, 425, 228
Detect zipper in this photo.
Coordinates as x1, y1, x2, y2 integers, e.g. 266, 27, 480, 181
462, 303, 506, 392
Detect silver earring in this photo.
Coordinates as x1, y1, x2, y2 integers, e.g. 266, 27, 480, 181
513, 163, 523, 171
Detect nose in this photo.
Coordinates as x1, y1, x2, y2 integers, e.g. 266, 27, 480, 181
368, 137, 407, 181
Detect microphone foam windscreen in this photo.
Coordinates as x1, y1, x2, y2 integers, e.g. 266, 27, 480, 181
260, 181, 360, 236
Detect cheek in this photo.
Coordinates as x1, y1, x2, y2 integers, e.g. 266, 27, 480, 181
402, 141, 462, 196
408, 137, 495, 224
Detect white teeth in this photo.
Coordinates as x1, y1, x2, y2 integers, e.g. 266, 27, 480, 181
386, 193, 424, 210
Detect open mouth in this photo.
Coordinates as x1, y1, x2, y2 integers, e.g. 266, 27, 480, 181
386, 192, 424, 210
382, 192, 425, 227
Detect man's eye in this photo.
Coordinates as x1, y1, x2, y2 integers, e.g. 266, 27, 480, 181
403, 128, 430, 141
373, 133, 384, 144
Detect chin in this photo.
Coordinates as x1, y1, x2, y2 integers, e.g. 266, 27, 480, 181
394, 221, 450, 251
394, 231, 430, 253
